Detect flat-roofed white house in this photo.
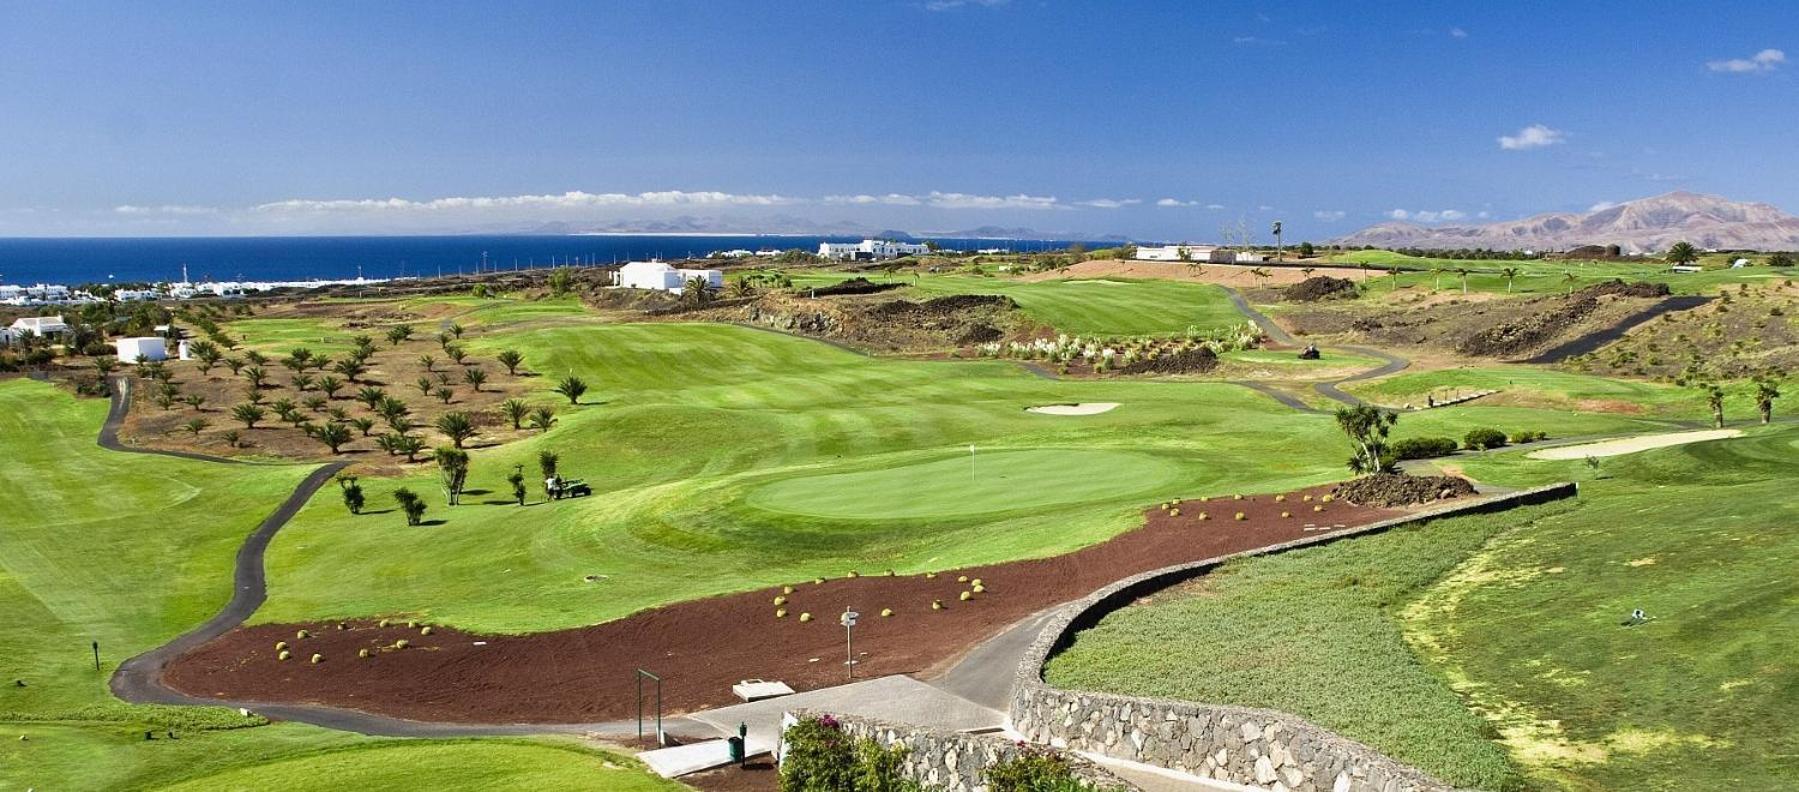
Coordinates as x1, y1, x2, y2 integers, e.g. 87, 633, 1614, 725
115, 336, 168, 363
817, 239, 932, 261
1134, 244, 1218, 262
614, 261, 724, 295
9, 315, 70, 338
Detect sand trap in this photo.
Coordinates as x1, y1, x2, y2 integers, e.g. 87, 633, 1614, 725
1026, 402, 1120, 416
1527, 429, 1742, 460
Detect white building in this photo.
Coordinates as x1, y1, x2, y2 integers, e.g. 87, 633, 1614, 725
817, 239, 932, 261
1134, 244, 1218, 262
115, 337, 168, 363
9, 315, 69, 338
614, 261, 725, 295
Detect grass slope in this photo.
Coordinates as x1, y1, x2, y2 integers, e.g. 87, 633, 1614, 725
1345, 366, 1775, 422
149, 738, 677, 792
792, 272, 1247, 336
1325, 250, 1793, 297
0, 380, 664, 790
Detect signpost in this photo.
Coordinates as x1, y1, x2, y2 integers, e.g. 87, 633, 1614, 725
840, 608, 859, 679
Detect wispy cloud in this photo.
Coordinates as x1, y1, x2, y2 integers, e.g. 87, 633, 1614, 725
1312, 210, 1346, 222
1387, 209, 1467, 223
1449, 27, 1469, 39
823, 193, 923, 206
1232, 35, 1286, 46
919, 191, 1061, 210
1205, 204, 1226, 210
1706, 48, 1784, 73
1156, 198, 1198, 208
923, 0, 1007, 11
1497, 124, 1565, 151
254, 190, 798, 213
1588, 200, 1621, 212
114, 204, 220, 215
1075, 198, 1141, 209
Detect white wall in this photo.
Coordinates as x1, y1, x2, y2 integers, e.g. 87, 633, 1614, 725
115, 337, 167, 363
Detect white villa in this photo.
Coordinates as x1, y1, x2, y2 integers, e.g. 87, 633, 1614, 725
115, 336, 168, 363
8, 315, 69, 338
614, 261, 724, 295
817, 239, 932, 261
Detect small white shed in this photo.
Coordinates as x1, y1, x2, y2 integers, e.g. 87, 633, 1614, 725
115, 337, 167, 363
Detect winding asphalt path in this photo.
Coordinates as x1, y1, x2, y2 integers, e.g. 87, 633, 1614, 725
1220, 286, 1407, 410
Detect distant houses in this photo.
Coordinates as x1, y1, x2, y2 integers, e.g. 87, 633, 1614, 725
1133, 245, 1263, 264
614, 261, 724, 295
817, 239, 932, 261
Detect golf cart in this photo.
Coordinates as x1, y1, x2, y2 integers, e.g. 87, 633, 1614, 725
559, 478, 592, 498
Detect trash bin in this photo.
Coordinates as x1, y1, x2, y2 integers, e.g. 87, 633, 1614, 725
727, 736, 745, 765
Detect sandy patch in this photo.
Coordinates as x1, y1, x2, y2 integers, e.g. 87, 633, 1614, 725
1020, 259, 1379, 287
1527, 429, 1743, 460
1026, 402, 1120, 416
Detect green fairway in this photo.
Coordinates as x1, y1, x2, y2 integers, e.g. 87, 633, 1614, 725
746, 447, 1182, 520
0, 379, 669, 790
1043, 420, 1799, 791
791, 271, 1247, 335
149, 738, 677, 792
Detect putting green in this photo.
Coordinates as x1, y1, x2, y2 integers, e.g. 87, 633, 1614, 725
744, 448, 1181, 520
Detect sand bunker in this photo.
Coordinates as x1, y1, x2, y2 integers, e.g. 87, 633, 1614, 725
1527, 429, 1742, 460
1027, 402, 1120, 416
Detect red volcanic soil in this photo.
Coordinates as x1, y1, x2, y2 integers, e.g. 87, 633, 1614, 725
163, 486, 1404, 724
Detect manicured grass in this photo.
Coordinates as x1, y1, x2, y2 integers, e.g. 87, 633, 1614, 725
224, 316, 356, 354
149, 738, 677, 792
746, 448, 1183, 520
792, 271, 1247, 335
0, 380, 668, 791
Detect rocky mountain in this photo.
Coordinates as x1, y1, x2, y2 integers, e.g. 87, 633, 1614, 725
1337, 192, 1799, 253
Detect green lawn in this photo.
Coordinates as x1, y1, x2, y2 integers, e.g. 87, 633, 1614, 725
1319, 250, 1792, 297
150, 738, 677, 792
791, 271, 1247, 336
1042, 420, 1799, 791
0, 379, 671, 790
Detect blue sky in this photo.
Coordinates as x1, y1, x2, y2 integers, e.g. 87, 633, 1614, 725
0, 1, 1794, 239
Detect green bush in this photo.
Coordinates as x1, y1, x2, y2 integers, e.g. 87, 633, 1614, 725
1462, 428, 1508, 450
779, 715, 914, 792
1508, 429, 1549, 444
986, 747, 1095, 792
1392, 436, 1459, 460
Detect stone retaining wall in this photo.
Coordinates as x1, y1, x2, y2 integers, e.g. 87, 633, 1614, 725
1010, 482, 1578, 792
785, 710, 1139, 791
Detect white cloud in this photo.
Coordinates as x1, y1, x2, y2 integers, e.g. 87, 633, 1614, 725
1449, 27, 1468, 38
1387, 209, 1467, 223
1588, 200, 1621, 212
1075, 198, 1142, 209
823, 193, 922, 206
924, 0, 1007, 10
253, 190, 797, 213
920, 191, 1063, 210
114, 204, 219, 215
1706, 48, 1785, 73
1312, 210, 1346, 222
1156, 198, 1198, 207
1497, 124, 1565, 150
1232, 35, 1287, 46
1205, 204, 1226, 210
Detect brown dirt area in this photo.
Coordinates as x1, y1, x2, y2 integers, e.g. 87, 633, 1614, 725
1019, 259, 1380, 288
162, 484, 1413, 724
118, 319, 547, 472
683, 290, 1021, 353
1567, 281, 1799, 380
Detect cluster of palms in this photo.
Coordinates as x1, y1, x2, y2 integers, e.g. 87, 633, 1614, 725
158, 323, 563, 459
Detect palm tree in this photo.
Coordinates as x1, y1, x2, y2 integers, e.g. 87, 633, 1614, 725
356, 386, 387, 409
243, 366, 269, 389
332, 357, 367, 383
1431, 267, 1444, 291
1563, 271, 1579, 295
1500, 267, 1521, 293
392, 487, 426, 525
1247, 267, 1272, 290
315, 422, 353, 454
415, 375, 437, 396
182, 417, 209, 437
496, 349, 524, 376
528, 406, 557, 433
376, 396, 411, 426
1388, 267, 1402, 291
449, 322, 465, 340
318, 375, 345, 399
537, 450, 560, 480
433, 385, 455, 404
1300, 267, 1316, 280
182, 393, 206, 411
1755, 377, 1781, 424
500, 398, 530, 429
190, 340, 222, 372
231, 403, 266, 429
435, 446, 470, 505
1666, 241, 1700, 267
434, 411, 476, 448
223, 356, 245, 375
1456, 267, 1471, 294
385, 324, 414, 347
555, 375, 588, 405
463, 367, 487, 392
292, 372, 316, 392
682, 276, 716, 306
94, 356, 119, 377
446, 346, 469, 366
1705, 384, 1726, 429
349, 416, 377, 437
419, 354, 436, 373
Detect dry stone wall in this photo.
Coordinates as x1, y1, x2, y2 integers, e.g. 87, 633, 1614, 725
1010, 483, 1578, 792
788, 710, 1139, 792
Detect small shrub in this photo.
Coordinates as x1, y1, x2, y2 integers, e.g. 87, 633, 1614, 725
959, 591, 973, 601
776, 608, 787, 619
276, 650, 291, 661
799, 612, 813, 622
774, 595, 788, 606
309, 653, 323, 664
1463, 428, 1508, 450
880, 608, 893, 617
986, 746, 1093, 792
1392, 436, 1459, 460
972, 584, 986, 594
1508, 429, 1549, 444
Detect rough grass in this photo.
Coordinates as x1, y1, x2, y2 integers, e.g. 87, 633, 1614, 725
1044, 507, 1551, 791
1324, 250, 1793, 296
148, 738, 678, 792
1346, 365, 1775, 422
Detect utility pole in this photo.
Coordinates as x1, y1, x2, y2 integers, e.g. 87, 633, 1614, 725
1272, 221, 1284, 262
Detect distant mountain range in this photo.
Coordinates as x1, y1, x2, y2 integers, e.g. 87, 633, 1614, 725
1336, 192, 1799, 253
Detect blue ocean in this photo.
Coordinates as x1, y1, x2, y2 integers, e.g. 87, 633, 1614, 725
0, 235, 1078, 287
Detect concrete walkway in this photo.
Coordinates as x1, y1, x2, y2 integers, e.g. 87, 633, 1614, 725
690, 675, 1004, 756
